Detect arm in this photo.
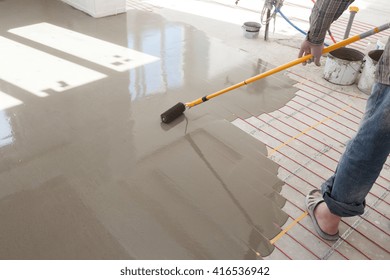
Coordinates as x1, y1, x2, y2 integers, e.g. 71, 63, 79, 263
299, 0, 354, 65
308, 0, 354, 44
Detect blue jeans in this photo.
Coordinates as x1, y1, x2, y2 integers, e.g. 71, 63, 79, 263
321, 82, 390, 217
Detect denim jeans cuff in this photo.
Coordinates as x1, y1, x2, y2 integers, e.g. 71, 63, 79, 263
322, 191, 365, 217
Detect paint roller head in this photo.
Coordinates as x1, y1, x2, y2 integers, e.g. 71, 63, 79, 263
160, 102, 186, 123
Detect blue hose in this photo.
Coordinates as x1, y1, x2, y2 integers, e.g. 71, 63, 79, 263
276, 8, 307, 36
276, 8, 330, 46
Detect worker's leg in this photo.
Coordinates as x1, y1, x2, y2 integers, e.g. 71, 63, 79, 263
321, 83, 390, 217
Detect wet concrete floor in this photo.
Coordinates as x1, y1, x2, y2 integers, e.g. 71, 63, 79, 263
0, 0, 296, 259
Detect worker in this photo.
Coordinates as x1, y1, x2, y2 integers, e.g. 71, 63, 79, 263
299, 0, 390, 240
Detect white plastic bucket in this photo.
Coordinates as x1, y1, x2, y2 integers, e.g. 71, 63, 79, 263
242, 22, 261, 39
376, 36, 388, 50
323, 47, 364, 85
357, 49, 384, 94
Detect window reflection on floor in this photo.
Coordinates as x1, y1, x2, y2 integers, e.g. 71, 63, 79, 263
127, 24, 184, 100
0, 110, 13, 148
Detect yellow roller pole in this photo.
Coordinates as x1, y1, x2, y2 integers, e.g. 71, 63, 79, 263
186, 22, 390, 108
186, 35, 360, 108
161, 23, 390, 123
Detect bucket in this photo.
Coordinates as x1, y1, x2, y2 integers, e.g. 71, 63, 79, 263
357, 49, 384, 94
323, 47, 364, 85
242, 22, 261, 39
376, 36, 388, 50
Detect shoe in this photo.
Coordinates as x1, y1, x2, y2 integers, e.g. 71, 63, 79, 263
305, 189, 339, 241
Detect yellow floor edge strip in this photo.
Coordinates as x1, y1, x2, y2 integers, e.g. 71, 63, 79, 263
270, 211, 308, 244
268, 103, 354, 157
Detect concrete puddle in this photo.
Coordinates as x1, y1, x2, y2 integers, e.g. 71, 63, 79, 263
0, 3, 297, 259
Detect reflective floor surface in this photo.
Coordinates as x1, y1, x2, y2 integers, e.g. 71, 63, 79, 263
0, 0, 298, 259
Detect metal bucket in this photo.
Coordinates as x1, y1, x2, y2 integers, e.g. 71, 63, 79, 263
357, 49, 384, 94
242, 22, 261, 39
323, 47, 364, 85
